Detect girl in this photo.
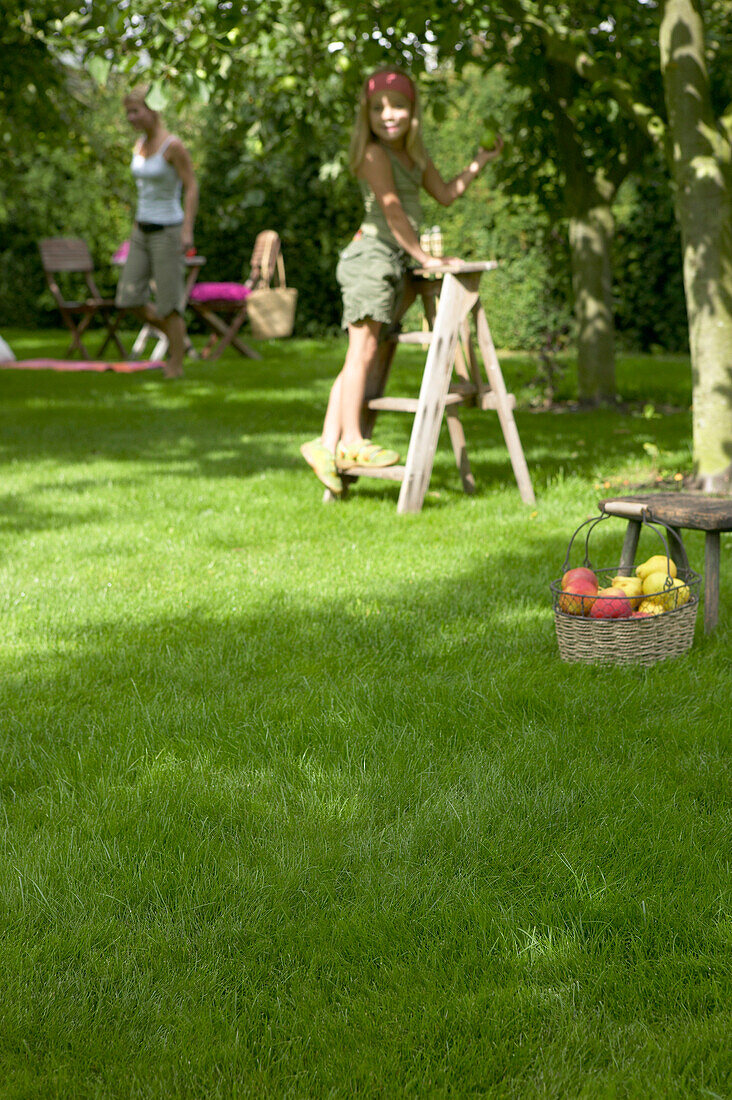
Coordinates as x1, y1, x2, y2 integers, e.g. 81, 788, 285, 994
115, 85, 198, 379
301, 68, 503, 494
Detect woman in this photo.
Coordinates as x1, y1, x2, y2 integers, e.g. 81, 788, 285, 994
115, 85, 198, 379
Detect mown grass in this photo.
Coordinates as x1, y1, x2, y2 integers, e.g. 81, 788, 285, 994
0, 328, 730, 1098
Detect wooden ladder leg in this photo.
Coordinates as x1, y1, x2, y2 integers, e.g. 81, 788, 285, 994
397, 272, 480, 514
473, 303, 536, 506
445, 409, 475, 494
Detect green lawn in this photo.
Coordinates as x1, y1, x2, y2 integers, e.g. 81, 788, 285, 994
1, 329, 730, 1098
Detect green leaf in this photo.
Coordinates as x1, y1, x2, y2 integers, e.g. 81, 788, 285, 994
86, 55, 111, 87
146, 82, 169, 111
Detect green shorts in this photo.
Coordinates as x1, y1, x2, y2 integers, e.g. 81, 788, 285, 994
115, 223, 186, 318
336, 235, 409, 329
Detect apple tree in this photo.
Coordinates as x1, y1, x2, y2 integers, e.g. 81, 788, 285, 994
508, 0, 732, 486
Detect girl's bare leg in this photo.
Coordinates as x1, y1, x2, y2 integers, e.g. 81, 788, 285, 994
320, 374, 344, 451
322, 319, 381, 453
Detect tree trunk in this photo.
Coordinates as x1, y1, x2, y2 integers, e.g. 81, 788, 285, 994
548, 64, 618, 405
660, 0, 732, 489
568, 200, 616, 405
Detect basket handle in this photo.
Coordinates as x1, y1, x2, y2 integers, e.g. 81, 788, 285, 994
561, 511, 686, 588
560, 512, 610, 573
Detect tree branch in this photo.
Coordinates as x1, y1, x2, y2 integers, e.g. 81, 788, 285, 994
519, 11, 669, 151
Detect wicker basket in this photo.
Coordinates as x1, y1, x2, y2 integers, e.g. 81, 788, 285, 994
247, 286, 298, 339
550, 514, 701, 666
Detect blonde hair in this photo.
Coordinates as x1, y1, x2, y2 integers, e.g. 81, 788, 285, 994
124, 83, 154, 109
348, 68, 427, 174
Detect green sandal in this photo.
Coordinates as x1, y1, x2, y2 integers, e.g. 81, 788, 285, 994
336, 439, 400, 470
300, 439, 343, 494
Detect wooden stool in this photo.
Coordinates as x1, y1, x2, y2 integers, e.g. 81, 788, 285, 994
334, 262, 535, 513
599, 493, 732, 633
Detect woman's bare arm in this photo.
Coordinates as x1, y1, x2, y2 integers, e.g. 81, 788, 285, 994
167, 139, 199, 250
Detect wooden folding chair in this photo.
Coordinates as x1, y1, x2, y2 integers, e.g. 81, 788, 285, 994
38, 238, 127, 360
188, 230, 282, 361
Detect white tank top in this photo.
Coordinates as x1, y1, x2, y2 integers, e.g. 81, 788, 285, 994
132, 135, 183, 225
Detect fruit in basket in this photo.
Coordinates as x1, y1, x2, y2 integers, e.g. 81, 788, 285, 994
558, 578, 597, 615
561, 566, 598, 591
637, 598, 666, 616
669, 577, 690, 607
636, 554, 677, 580
589, 586, 633, 618
611, 575, 644, 608
641, 571, 677, 608
641, 575, 690, 610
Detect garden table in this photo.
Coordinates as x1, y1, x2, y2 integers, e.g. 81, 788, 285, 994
599, 493, 732, 633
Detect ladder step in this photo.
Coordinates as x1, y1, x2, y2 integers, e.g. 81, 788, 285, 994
397, 331, 433, 345
368, 393, 465, 412
343, 464, 406, 481
479, 391, 516, 411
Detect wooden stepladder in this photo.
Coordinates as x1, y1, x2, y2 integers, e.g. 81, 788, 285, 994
338, 261, 535, 513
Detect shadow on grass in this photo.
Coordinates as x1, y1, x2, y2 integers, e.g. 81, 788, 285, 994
2, 527, 725, 801
1, 335, 693, 503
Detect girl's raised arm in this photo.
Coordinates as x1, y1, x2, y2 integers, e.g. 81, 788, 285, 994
422, 137, 503, 207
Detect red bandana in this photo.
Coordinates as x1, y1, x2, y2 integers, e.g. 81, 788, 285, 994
366, 71, 415, 102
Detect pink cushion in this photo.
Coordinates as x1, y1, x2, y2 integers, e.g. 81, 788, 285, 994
112, 241, 130, 264
190, 282, 251, 303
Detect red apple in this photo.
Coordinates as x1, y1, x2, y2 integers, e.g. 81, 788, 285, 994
561, 566, 598, 591
589, 586, 633, 619
558, 578, 598, 615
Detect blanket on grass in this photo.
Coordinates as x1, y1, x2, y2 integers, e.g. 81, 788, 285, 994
0, 359, 164, 373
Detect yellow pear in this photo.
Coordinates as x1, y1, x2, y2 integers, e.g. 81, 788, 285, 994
669, 577, 690, 607
611, 575, 644, 608
641, 570, 675, 594
637, 598, 666, 616
641, 571, 677, 608
636, 554, 677, 580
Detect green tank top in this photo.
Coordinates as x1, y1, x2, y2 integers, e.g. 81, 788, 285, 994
359, 145, 423, 249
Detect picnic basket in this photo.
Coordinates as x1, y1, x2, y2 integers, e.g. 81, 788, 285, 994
550, 512, 701, 666
246, 239, 297, 339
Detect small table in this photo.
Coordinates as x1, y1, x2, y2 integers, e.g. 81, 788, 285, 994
599, 493, 732, 633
